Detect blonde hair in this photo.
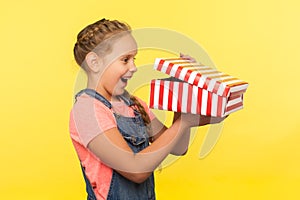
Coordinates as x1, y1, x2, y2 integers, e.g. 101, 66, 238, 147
73, 18, 151, 128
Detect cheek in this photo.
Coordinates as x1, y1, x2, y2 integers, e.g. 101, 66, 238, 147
100, 63, 127, 85
101, 69, 121, 88
108, 63, 126, 76
103, 67, 119, 80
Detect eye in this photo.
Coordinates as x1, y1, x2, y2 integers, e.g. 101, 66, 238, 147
122, 56, 136, 63
123, 57, 129, 63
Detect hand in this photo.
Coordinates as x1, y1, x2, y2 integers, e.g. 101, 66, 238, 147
173, 111, 181, 122
180, 113, 228, 127
180, 53, 197, 63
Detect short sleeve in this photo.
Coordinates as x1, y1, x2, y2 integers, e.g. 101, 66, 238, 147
71, 94, 117, 147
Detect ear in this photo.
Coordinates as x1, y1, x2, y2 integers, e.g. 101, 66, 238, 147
85, 52, 103, 73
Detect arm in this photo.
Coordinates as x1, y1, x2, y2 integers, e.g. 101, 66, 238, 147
88, 117, 190, 183
149, 113, 227, 156
88, 112, 226, 184
170, 112, 190, 155
149, 112, 190, 156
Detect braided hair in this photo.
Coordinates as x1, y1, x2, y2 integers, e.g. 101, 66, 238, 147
74, 18, 130, 68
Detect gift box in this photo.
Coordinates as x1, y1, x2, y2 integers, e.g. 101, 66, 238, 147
149, 58, 248, 117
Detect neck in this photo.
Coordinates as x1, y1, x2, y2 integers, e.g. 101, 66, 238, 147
87, 76, 97, 91
87, 76, 115, 101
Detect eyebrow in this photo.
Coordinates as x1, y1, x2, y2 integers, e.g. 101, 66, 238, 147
120, 51, 138, 58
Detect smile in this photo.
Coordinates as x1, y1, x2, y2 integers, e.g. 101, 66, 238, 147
120, 76, 132, 83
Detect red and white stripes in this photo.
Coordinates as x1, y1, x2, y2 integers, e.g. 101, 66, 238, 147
149, 58, 248, 117
154, 58, 248, 97
149, 79, 243, 117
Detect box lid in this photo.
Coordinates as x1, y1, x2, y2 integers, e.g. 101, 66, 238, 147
154, 58, 249, 97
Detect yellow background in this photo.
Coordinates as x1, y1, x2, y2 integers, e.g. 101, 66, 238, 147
1, 0, 300, 199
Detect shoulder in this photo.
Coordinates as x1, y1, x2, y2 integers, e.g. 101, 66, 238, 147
73, 93, 112, 116
71, 93, 116, 125
70, 94, 117, 146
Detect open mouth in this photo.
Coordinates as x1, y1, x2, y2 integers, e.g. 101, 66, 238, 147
121, 77, 131, 83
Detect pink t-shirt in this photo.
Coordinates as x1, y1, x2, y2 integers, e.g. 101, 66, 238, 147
69, 93, 155, 200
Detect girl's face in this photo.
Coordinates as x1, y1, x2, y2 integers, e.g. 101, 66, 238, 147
97, 33, 138, 100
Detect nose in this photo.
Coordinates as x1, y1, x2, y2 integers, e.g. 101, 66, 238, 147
129, 61, 137, 73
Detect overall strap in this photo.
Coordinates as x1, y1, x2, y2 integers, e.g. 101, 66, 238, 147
116, 93, 141, 117
118, 94, 135, 107
75, 88, 112, 109
75, 89, 136, 108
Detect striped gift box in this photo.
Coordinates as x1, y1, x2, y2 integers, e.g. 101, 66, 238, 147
149, 58, 249, 117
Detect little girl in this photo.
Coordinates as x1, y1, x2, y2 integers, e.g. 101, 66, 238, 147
70, 18, 225, 200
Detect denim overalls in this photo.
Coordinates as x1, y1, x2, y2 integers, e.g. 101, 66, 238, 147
75, 89, 155, 200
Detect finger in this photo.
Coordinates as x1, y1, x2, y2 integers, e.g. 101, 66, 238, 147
179, 53, 189, 59
179, 53, 196, 62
